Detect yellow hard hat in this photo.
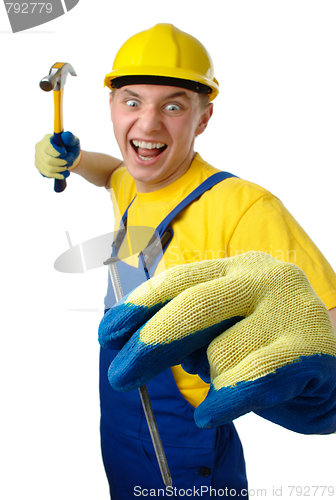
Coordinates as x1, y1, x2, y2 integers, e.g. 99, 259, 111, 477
104, 23, 219, 101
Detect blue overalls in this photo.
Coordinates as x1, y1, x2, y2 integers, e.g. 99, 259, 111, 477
100, 172, 248, 499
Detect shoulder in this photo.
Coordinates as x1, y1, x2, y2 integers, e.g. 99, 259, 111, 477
213, 175, 272, 201
196, 154, 277, 210
110, 164, 132, 189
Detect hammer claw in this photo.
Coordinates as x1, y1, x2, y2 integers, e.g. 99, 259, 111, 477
39, 62, 77, 92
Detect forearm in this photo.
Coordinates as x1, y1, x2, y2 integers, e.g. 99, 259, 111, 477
73, 150, 123, 188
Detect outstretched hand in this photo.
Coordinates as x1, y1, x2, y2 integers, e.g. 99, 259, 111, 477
99, 252, 336, 434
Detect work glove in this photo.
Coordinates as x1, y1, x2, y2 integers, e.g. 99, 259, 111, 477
99, 251, 336, 435
35, 132, 81, 180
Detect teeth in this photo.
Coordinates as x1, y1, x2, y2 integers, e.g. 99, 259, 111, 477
132, 140, 166, 149
138, 155, 154, 161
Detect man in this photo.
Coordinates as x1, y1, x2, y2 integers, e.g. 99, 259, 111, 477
35, 24, 336, 499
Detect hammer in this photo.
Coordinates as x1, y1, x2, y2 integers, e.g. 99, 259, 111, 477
39, 62, 77, 193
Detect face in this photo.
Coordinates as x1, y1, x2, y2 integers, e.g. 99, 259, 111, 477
109, 84, 213, 192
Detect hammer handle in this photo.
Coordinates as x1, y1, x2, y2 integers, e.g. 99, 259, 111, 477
53, 132, 67, 193
53, 88, 67, 193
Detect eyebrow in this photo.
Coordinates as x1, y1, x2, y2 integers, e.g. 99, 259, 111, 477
165, 90, 191, 101
119, 88, 191, 101
119, 88, 140, 97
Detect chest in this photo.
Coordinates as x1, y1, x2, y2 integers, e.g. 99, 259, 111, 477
124, 192, 232, 273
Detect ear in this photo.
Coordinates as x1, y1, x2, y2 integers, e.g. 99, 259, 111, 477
109, 92, 113, 119
195, 103, 213, 136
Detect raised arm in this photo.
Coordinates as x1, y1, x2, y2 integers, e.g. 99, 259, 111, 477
74, 150, 123, 189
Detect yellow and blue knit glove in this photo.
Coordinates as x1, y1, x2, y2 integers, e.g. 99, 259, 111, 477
35, 132, 81, 180
98, 252, 336, 435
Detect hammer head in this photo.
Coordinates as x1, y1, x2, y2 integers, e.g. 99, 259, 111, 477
39, 62, 76, 92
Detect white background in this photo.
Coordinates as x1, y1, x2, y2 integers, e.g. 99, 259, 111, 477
1, 1, 335, 498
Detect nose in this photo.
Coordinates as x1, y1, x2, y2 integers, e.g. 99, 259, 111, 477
138, 105, 162, 135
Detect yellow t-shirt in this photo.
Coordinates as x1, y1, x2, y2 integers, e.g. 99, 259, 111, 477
110, 153, 336, 407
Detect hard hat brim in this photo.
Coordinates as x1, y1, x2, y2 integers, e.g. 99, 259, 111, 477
104, 67, 219, 101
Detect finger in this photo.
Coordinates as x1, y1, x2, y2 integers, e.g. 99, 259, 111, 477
48, 137, 68, 158
35, 153, 68, 179
206, 283, 336, 390
35, 134, 52, 150
99, 253, 298, 360
107, 324, 220, 392
181, 345, 211, 383
194, 354, 336, 433
36, 165, 69, 180
36, 136, 67, 163
194, 367, 303, 429
98, 292, 167, 350
63, 153, 76, 167
36, 151, 68, 167
106, 282, 243, 391
59, 169, 70, 179
98, 259, 236, 350
36, 134, 67, 158
41, 169, 69, 180
41, 150, 74, 169
195, 293, 336, 432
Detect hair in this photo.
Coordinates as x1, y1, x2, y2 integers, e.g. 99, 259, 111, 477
198, 93, 210, 110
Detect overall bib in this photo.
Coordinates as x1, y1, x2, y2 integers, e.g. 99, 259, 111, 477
100, 172, 248, 499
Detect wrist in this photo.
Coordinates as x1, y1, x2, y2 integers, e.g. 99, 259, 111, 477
69, 150, 82, 171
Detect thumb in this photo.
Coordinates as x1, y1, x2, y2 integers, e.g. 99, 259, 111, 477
61, 131, 80, 149
50, 136, 67, 158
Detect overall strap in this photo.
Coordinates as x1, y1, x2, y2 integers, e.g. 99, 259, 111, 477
111, 171, 236, 268
111, 196, 136, 257
139, 171, 237, 276
155, 171, 236, 238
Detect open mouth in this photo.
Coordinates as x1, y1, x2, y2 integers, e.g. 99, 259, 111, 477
131, 140, 167, 161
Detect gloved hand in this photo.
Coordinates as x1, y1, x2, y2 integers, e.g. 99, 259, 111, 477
35, 132, 81, 180
99, 251, 336, 435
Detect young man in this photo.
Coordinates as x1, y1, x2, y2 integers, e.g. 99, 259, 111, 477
35, 24, 336, 499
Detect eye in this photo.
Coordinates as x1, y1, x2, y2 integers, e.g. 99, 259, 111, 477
126, 100, 139, 108
165, 103, 181, 112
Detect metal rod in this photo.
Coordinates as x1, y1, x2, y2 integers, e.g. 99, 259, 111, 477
104, 257, 172, 488
138, 384, 172, 487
